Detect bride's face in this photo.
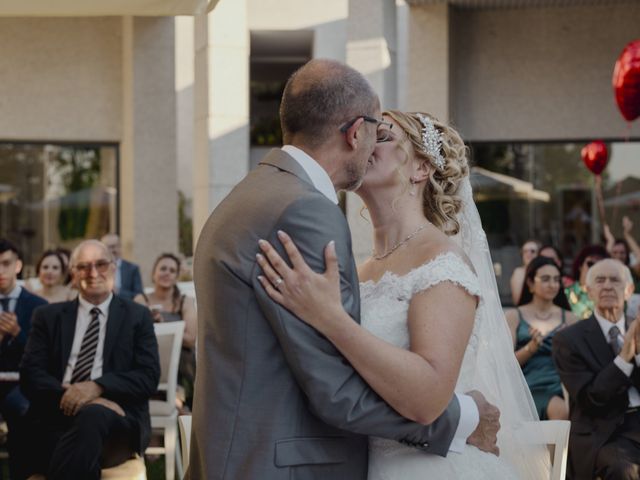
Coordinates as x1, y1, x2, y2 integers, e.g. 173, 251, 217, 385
357, 116, 416, 194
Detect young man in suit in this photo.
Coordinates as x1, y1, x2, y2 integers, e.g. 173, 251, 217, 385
20, 239, 160, 480
554, 259, 640, 480
187, 59, 499, 480
100, 233, 144, 300
0, 239, 47, 478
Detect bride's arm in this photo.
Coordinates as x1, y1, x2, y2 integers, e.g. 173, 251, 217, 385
257, 233, 475, 425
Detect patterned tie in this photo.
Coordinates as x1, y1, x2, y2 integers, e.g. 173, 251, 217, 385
70, 307, 101, 383
608, 325, 622, 356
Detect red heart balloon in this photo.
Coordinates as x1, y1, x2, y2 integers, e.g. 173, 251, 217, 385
613, 39, 640, 122
581, 141, 608, 175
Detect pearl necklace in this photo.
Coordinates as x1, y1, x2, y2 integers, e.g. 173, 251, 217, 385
372, 223, 430, 260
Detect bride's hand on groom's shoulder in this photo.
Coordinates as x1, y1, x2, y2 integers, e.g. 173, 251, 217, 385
466, 390, 501, 456
256, 230, 345, 332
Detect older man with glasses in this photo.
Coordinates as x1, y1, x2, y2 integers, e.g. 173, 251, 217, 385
19, 239, 160, 480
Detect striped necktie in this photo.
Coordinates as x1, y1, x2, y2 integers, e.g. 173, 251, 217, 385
608, 325, 622, 356
70, 307, 101, 383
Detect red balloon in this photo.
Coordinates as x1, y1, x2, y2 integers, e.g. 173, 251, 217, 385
613, 39, 640, 122
581, 141, 609, 175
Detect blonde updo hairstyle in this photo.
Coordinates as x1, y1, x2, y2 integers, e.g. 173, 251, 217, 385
383, 110, 469, 236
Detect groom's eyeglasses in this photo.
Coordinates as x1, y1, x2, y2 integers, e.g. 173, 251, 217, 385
339, 115, 392, 133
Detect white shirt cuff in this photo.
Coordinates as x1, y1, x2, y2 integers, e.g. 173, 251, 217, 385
614, 355, 634, 377
449, 393, 479, 453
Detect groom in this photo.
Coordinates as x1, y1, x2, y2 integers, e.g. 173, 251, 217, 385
187, 59, 499, 479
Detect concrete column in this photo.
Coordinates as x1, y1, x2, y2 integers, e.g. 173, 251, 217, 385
121, 16, 178, 284
345, 0, 397, 263
193, 0, 249, 241
404, 3, 451, 122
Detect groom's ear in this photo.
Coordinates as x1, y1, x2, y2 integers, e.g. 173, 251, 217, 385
343, 117, 365, 150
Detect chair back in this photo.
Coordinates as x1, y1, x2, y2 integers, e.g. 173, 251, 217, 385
178, 415, 192, 472
520, 420, 571, 480
153, 321, 184, 415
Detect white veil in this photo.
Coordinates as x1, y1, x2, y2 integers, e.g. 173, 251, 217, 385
453, 176, 551, 479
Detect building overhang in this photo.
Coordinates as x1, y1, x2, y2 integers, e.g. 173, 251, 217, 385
0, 0, 219, 16
405, 0, 635, 8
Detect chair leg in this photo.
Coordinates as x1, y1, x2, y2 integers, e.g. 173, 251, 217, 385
175, 435, 183, 480
164, 422, 176, 480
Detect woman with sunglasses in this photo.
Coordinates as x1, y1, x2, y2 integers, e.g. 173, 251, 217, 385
510, 240, 541, 305
565, 244, 609, 319
505, 256, 576, 420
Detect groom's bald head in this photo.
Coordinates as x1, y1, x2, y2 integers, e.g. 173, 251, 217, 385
279, 59, 378, 148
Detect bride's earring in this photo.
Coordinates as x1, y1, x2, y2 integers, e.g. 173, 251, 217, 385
409, 178, 417, 196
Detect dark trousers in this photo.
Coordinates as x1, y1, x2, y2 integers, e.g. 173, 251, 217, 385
595, 411, 640, 480
0, 382, 30, 480
26, 403, 137, 480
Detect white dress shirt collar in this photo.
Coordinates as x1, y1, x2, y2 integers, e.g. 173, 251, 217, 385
0, 284, 22, 300
594, 310, 626, 340
281, 145, 339, 205
78, 292, 113, 317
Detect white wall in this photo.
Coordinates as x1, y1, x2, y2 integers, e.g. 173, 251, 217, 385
247, 0, 349, 61
452, 4, 640, 141
0, 17, 122, 141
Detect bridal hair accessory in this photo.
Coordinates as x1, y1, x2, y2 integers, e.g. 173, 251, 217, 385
415, 113, 445, 170
372, 222, 430, 260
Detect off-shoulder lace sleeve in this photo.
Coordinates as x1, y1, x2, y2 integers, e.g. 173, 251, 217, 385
408, 252, 481, 300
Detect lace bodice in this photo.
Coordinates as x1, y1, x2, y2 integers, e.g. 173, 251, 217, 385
360, 252, 481, 352
360, 252, 482, 456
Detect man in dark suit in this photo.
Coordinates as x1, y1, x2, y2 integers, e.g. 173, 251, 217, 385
101, 233, 144, 300
20, 239, 160, 479
0, 239, 47, 478
553, 258, 640, 480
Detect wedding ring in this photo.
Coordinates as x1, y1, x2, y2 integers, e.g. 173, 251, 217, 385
274, 277, 284, 288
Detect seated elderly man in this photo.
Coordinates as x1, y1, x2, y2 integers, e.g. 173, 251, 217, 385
553, 259, 640, 480
19, 239, 160, 480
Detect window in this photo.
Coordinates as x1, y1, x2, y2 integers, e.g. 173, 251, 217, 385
249, 30, 313, 168
469, 140, 640, 303
0, 142, 118, 276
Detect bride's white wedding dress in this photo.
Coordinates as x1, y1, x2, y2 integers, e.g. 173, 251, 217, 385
361, 252, 519, 479
356, 177, 550, 479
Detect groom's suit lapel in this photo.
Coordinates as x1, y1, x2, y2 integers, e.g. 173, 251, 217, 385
260, 148, 362, 323
259, 148, 315, 189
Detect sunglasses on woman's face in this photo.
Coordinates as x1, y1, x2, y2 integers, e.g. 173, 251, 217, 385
584, 258, 602, 268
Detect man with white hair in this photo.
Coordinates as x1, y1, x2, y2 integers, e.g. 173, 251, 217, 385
19, 240, 160, 480
553, 258, 640, 480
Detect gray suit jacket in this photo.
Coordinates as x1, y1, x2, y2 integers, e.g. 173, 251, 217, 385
187, 149, 461, 480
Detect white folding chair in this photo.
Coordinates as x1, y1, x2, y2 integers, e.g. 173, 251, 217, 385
520, 420, 571, 480
146, 321, 184, 480
178, 415, 192, 474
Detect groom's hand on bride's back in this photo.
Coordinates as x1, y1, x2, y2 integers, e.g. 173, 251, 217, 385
466, 390, 500, 456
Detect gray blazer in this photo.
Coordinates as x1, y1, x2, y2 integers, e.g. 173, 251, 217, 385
187, 149, 461, 480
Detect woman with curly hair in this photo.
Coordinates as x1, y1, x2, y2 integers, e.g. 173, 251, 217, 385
254, 110, 548, 478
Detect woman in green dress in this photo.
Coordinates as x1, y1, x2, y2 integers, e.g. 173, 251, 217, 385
506, 256, 577, 420
565, 244, 608, 320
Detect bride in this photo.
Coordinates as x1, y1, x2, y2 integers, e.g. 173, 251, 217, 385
256, 110, 549, 478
